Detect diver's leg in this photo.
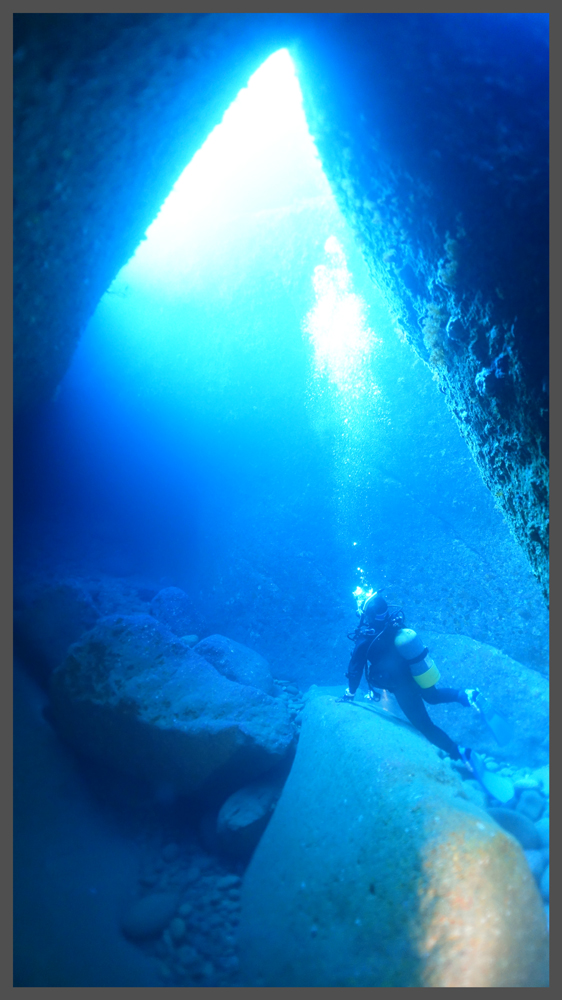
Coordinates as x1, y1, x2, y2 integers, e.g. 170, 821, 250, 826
421, 686, 462, 705
394, 681, 461, 758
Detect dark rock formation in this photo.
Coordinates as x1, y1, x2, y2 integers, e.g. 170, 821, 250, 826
237, 692, 548, 987
14, 14, 548, 597
13, 579, 100, 685
48, 613, 296, 799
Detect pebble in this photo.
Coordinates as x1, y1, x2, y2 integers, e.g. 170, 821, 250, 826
534, 816, 549, 848
540, 865, 549, 903
516, 789, 544, 822
178, 902, 193, 918
487, 807, 541, 849
513, 775, 540, 791
121, 892, 180, 941
169, 917, 186, 942
159, 961, 174, 980
217, 874, 241, 890
533, 764, 549, 795
485, 760, 500, 771
178, 945, 199, 967
182, 866, 201, 885
139, 872, 158, 887
162, 842, 181, 863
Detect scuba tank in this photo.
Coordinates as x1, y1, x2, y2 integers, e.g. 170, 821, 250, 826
394, 628, 440, 688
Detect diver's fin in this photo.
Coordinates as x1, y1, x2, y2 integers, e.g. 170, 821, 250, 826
473, 693, 514, 746
469, 750, 514, 804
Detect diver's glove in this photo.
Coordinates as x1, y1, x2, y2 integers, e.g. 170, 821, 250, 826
337, 688, 355, 703
458, 688, 481, 708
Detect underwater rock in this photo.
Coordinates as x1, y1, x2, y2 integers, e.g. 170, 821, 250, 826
194, 634, 275, 695
237, 692, 548, 987
532, 764, 549, 795
523, 849, 548, 884
539, 865, 549, 903
121, 892, 180, 941
216, 775, 283, 860
49, 614, 295, 798
150, 587, 198, 637
534, 816, 549, 849
13, 579, 100, 685
486, 808, 542, 850
416, 631, 549, 767
516, 789, 545, 823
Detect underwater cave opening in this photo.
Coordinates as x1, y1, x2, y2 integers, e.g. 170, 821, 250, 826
14, 44, 549, 679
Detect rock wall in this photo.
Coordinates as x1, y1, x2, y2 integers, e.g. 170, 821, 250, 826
14, 13, 548, 597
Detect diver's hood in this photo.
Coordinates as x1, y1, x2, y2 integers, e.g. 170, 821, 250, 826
362, 593, 388, 624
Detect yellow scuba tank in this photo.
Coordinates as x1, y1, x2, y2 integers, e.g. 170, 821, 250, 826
394, 628, 440, 688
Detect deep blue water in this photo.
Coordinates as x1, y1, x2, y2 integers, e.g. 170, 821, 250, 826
14, 31, 548, 987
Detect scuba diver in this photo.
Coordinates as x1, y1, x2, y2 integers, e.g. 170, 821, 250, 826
338, 591, 479, 765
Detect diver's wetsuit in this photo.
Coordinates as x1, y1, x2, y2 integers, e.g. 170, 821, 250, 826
347, 631, 463, 759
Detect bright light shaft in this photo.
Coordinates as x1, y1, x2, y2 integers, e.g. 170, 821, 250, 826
304, 236, 374, 392
116, 48, 330, 292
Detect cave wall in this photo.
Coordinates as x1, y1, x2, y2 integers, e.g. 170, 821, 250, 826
13, 13, 549, 600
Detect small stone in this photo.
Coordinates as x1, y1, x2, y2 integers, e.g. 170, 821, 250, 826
181, 634, 199, 647
217, 874, 242, 890
202, 961, 215, 978
523, 848, 548, 883
513, 775, 540, 791
183, 865, 201, 885
534, 816, 549, 848
485, 760, 500, 771
178, 944, 199, 967
162, 842, 180, 863
178, 902, 193, 918
121, 893, 180, 941
286, 685, 299, 696
139, 872, 158, 887
533, 765, 549, 795
219, 954, 239, 971
540, 865, 549, 903
169, 917, 186, 942
516, 789, 545, 822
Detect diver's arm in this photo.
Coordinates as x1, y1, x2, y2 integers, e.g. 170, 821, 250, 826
345, 638, 370, 696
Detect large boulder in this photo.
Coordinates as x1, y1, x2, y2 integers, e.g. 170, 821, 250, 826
237, 692, 548, 987
385, 630, 549, 768
194, 634, 275, 695
48, 614, 295, 800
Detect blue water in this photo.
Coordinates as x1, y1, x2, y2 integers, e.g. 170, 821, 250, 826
14, 39, 548, 987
